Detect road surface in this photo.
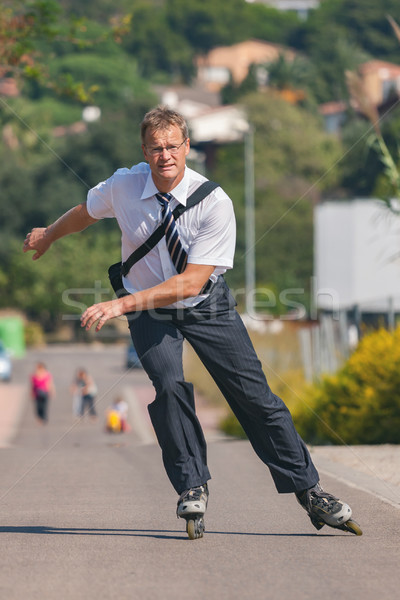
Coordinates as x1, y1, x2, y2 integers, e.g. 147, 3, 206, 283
0, 345, 399, 600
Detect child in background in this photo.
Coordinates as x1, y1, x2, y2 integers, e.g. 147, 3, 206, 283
71, 368, 97, 419
105, 396, 130, 433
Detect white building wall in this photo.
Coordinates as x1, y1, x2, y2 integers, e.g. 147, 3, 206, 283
246, 1, 320, 19
315, 200, 400, 312
188, 106, 249, 143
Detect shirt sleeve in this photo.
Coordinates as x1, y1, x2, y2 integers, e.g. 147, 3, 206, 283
86, 167, 131, 219
187, 190, 236, 269
86, 176, 114, 219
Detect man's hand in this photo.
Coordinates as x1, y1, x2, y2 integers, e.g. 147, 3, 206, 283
23, 204, 99, 260
23, 227, 51, 260
81, 298, 126, 332
81, 263, 215, 333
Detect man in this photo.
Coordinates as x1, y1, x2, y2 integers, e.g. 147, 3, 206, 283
24, 106, 361, 539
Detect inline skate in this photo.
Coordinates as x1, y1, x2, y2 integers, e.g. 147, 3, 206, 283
296, 482, 362, 535
177, 483, 209, 540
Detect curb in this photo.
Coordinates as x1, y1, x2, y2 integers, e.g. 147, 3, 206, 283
311, 449, 400, 509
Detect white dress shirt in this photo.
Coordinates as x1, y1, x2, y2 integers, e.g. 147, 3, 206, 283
86, 163, 236, 308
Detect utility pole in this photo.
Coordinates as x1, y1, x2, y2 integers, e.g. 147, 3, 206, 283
244, 125, 255, 314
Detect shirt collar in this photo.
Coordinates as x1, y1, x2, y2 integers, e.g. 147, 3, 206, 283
140, 166, 189, 206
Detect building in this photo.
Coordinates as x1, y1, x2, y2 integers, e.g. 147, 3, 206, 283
357, 60, 400, 108
318, 101, 347, 134
319, 60, 400, 133
196, 39, 296, 92
314, 199, 400, 325
0, 66, 19, 97
245, 0, 321, 20
156, 85, 248, 143
155, 85, 249, 171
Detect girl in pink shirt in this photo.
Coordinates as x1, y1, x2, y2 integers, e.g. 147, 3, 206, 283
31, 362, 54, 423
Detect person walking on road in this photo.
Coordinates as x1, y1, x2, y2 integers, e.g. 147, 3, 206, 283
30, 362, 55, 424
23, 106, 362, 538
71, 368, 97, 419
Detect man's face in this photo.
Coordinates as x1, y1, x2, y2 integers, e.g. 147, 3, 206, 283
142, 125, 190, 192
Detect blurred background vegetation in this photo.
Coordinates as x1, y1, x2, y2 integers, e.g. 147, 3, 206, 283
2, 0, 400, 327
293, 325, 400, 444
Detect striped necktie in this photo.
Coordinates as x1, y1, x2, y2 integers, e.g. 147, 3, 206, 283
156, 192, 188, 273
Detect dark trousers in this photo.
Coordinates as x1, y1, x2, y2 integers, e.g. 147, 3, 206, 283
35, 391, 48, 422
128, 277, 319, 495
80, 394, 96, 417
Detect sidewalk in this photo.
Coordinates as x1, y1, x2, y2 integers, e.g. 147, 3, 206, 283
0, 383, 27, 448
310, 444, 400, 508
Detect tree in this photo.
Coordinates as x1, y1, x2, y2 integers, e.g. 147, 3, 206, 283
242, 2, 301, 45
0, 0, 130, 101
0, 96, 151, 243
302, 0, 400, 60
212, 92, 342, 301
341, 0, 400, 60
58, 0, 135, 22
220, 66, 258, 106
166, 0, 249, 55
122, 2, 194, 81
0, 93, 155, 331
3, 230, 122, 331
47, 52, 150, 109
293, 0, 400, 102
342, 16, 400, 207
122, 0, 301, 83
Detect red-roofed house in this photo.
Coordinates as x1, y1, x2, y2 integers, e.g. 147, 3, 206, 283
196, 39, 296, 92
358, 60, 400, 106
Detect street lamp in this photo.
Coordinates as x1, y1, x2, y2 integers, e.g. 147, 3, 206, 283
244, 125, 255, 314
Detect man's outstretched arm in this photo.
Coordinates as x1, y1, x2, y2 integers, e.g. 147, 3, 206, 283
81, 263, 215, 332
23, 202, 99, 260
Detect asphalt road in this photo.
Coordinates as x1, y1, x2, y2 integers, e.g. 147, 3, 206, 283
1, 345, 399, 600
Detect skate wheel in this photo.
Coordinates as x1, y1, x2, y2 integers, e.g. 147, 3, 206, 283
186, 517, 204, 540
343, 519, 363, 536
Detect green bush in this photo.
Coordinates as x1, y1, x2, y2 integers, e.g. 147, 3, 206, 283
219, 411, 247, 439
293, 326, 400, 444
24, 321, 46, 347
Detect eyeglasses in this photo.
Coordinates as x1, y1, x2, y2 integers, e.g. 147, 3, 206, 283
145, 139, 187, 157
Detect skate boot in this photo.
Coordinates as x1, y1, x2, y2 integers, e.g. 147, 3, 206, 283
296, 483, 362, 535
177, 483, 209, 540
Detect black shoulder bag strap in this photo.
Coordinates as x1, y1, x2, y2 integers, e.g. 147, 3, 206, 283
121, 180, 219, 277
108, 180, 219, 296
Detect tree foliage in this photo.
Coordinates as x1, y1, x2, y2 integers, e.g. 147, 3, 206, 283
0, 95, 153, 328
2, 0, 400, 331
4, 229, 121, 331
295, 0, 400, 102
0, 0, 124, 101
122, 0, 301, 82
